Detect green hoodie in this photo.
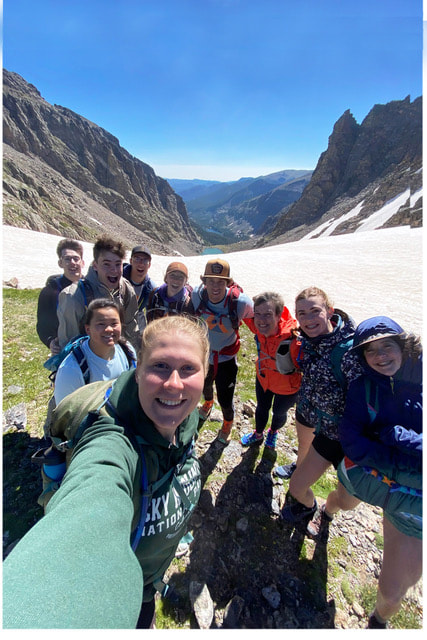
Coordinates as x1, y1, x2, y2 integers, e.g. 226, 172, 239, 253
3, 370, 201, 629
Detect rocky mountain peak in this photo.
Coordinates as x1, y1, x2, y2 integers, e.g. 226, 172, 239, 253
3, 69, 202, 255
261, 95, 422, 243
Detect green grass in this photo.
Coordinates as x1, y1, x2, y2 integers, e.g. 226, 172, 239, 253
359, 583, 422, 629
3, 288, 52, 436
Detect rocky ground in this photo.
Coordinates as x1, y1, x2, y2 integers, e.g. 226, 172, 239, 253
3, 394, 422, 630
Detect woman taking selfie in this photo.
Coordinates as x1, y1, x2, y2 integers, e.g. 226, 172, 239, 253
4, 315, 209, 629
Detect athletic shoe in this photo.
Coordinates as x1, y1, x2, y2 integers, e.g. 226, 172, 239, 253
218, 420, 233, 444
175, 531, 194, 557
367, 613, 387, 629
280, 498, 317, 523
265, 429, 278, 450
306, 504, 333, 538
199, 399, 214, 421
241, 430, 264, 446
273, 462, 297, 479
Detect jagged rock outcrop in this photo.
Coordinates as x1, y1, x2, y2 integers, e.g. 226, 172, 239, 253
262, 96, 422, 244
3, 69, 202, 255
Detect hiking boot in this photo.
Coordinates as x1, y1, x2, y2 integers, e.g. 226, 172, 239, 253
241, 430, 263, 446
306, 504, 333, 538
273, 462, 297, 479
367, 613, 388, 629
199, 399, 214, 421
265, 429, 278, 450
218, 420, 233, 444
280, 498, 317, 523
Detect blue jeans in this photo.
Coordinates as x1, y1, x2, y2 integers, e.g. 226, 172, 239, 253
255, 378, 298, 434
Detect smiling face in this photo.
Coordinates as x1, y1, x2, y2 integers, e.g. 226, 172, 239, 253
85, 307, 122, 358
93, 250, 123, 290
296, 295, 334, 338
204, 277, 228, 304
130, 252, 151, 284
254, 300, 281, 337
165, 271, 186, 296
137, 331, 206, 441
363, 337, 403, 377
58, 248, 84, 282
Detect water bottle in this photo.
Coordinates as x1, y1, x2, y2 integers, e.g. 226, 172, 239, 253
42, 445, 66, 481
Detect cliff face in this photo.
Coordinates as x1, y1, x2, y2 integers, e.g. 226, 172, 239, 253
264, 96, 422, 243
3, 70, 202, 255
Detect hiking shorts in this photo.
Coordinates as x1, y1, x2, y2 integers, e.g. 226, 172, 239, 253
296, 411, 343, 469
338, 458, 422, 539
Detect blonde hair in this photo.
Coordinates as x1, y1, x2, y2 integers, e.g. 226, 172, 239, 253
295, 286, 333, 311
139, 315, 210, 372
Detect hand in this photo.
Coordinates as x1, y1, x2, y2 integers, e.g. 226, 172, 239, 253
49, 338, 61, 355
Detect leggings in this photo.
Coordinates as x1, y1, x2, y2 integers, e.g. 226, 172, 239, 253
255, 378, 298, 433
203, 357, 238, 421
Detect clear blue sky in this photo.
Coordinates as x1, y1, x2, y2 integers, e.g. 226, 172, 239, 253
3, 0, 422, 181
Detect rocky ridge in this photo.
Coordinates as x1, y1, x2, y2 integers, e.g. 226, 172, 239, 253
3, 69, 202, 255
259, 96, 422, 245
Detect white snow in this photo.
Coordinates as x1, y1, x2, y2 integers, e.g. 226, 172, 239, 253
355, 189, 410, 233
2, 224, 423, 336
302, 200, 365, 240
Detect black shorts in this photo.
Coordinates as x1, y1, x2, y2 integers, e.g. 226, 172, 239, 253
295, 410, 343, 469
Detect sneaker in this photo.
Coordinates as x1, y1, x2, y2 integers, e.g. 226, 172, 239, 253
175, 531, 193, 557
306, 504, 333, 538
280, 498, 317, 523
241, 430, 264, 446
175, 542, 191, 557
199, 400, 214, 421
265, 429, 278, 450
367, 613, 387, 629
273, 462, 297, 479
218, 420, 233, 444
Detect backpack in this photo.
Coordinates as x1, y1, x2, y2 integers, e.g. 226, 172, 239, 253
32, 380, 198, 555
41, 336, 137, 437
194, 283, 244, 374
43, 335, 137, 384
146, 284, 194, 323
295, 335, 354, 390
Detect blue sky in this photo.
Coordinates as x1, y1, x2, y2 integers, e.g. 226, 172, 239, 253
3, 0, 422, 181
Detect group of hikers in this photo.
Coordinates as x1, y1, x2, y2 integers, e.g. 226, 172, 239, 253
3, 234, 422, 629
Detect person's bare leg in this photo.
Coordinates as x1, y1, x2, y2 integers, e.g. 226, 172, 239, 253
295, 419, 315, 466
288, 445, 330, 508
373, 515, 422, 622
324, 480, 361, 516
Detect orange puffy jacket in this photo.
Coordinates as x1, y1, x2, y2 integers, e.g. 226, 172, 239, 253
245, 308, 302, 395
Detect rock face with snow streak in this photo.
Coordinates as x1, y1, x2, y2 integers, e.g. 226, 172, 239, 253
261, 96, 422, 245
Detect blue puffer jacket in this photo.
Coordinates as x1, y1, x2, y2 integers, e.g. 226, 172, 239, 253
339, 318, 422, 489
295, 309, 363, 439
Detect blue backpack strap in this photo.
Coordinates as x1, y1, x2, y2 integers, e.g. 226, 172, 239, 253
71, 342, 90, 384
78, 279, 94, 308
329, 337, 353, 389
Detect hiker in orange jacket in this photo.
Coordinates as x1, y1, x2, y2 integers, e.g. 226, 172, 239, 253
241, 291, 301, 450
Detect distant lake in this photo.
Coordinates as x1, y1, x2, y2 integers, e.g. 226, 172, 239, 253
202, 247, 224, 255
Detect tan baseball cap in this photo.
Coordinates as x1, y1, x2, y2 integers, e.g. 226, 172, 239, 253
201, 259, 233, 284
165, 262, 188, 279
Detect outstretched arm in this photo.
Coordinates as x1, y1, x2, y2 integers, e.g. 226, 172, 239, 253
3, 420, 143, 629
